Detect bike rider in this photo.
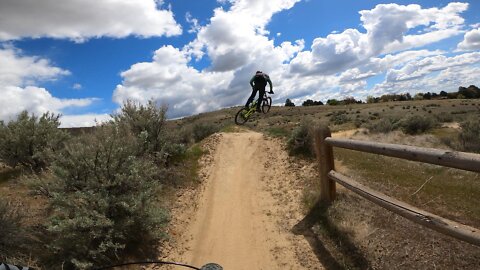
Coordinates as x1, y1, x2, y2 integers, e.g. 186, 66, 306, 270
245, 71, 273, 112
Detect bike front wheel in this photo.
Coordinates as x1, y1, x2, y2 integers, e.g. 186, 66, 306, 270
235, 107, 249, 125
262, 97, 272, 113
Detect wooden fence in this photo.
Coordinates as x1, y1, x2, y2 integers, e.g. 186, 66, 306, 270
314, 126, 480, 247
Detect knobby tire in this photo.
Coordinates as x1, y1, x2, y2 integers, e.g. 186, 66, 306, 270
235, 108, 249, 125
262, 97, 272, 113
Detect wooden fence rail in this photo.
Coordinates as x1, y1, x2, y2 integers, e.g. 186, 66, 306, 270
325, 138, 480, 173
315, 126, 480, 247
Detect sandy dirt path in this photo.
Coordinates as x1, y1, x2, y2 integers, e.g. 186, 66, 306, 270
164, 131, 320, 270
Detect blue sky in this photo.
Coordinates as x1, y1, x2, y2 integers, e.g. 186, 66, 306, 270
0, 0, 479, 127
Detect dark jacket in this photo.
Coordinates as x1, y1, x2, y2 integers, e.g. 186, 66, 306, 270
249, 73, 273, 92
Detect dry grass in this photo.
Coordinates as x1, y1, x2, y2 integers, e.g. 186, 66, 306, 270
324, 191, 480, 270
334, 130, 480, 224
304, 128, 480, 269
3, 98, 479, 268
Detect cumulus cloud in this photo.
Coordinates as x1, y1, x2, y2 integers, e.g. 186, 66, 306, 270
457, 28, 480, 51
0, 46, 70, 86
289, 2, 468, 77
0, 0, 181, 41
114, 1, 477, 118
186, 12, 201, 34
0, 46, 99, 124
114, 45, 236, 118
386, 52, 480, 82
186, 0, 302, 71
59, 113, 112, 128
114, 0, 304, 118
360, 51, 480, 100
0, 85, 97, 122
371, 65, 480, 98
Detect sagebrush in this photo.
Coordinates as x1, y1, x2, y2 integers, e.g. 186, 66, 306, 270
287, 120, 315, 157
0, 201, 24, 260
29, 101, 189, 269
44, 124, 169, 269
0, 111, 69, 173
113, 100, 167, 155
192, 123, 219, 142
459, 118, 480, 153
399, 115, 437, 135
367, 117, 400, 133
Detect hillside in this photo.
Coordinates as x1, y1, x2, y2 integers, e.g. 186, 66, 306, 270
1, 99, 479, 269
164, 98, 480, 269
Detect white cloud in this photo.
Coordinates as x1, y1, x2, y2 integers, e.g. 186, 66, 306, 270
0, 46, 100, 125
457, 28, 480, 51
186, 0, 301, 71
114, 45, 236, 118
113, 1, 477, 118
0, 0, 182, 41
60, 113, 112, 128
386, 52, 480, 82
72, 83, 82, 90
114, 0, 303, 118
186, 12, 201, 34
371, 65, 480, 98
0, 46, 70, 86
289, 2, 468, 77
0, 85, 97, 122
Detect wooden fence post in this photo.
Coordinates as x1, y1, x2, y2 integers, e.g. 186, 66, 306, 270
314, 125, 336, 203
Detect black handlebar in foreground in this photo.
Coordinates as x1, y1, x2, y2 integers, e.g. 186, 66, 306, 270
1, 261, 223, 270
93, 261, 223, 270
1, 263, 32, 270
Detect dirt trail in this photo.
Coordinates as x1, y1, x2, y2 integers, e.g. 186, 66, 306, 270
164, 131, 320, 270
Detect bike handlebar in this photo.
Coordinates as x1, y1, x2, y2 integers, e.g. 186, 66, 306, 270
1, 261, 223, 270
1, 263, 32, 270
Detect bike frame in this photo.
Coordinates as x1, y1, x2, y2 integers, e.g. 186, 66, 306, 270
242, 100, 258, 118
235, 91, 272, 125
246, 92, 269, 114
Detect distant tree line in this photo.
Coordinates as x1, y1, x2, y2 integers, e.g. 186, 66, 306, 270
284, 85, 480, 106
366, 85, 480, 103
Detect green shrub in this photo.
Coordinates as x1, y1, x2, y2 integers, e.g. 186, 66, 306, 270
459, 119, 480, 153
0, 111, 69, 173
113, 100, 167, 155
400, 115, 437, 135
287, 120, 314, 157
0, 201, 25, 260
112, 100, 189, 167
43, 124, 169, 269
367, 117, 400, 133
329, 111, 349, 125
192, 123, 219, 142
177, 126, 193, 145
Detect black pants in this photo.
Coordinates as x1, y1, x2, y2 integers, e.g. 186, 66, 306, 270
245, 87, 265, 110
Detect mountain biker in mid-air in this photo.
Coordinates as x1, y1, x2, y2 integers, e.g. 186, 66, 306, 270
245, 71, 274, 112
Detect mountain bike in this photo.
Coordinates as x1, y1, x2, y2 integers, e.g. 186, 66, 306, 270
235, 92, 272, 125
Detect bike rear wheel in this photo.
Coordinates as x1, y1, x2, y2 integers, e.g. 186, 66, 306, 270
262, 97, 272, 113
235, 107, 249, 125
